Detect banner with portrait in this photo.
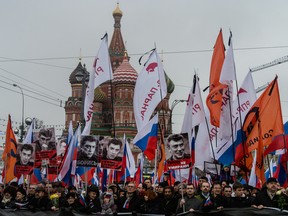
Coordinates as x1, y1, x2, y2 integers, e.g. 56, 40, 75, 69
164, 133, 192, 170
15, 143, 36, 175
76, 135, 99, 167
100, 137, 124, 170
33, 128, 57, 168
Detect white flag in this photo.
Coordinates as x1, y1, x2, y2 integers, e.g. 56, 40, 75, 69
124, 134, 136, 178
133, 49, 167, 130
23, 118, 35, 144
82, 34, 113, 135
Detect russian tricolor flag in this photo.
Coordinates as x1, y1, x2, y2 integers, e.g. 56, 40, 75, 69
133, 114, 158, 160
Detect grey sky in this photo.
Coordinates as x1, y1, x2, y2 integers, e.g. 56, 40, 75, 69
1, 0, 288, 144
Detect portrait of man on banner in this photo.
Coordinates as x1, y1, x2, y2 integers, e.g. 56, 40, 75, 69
33, 128, 57, 167
15, 143, 36, 175
165, 133, 192, 170
76, 135, 99, 167
100, 138, 124, 170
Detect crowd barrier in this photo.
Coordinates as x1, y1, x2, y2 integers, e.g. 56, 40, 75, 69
0, 207, 287, 216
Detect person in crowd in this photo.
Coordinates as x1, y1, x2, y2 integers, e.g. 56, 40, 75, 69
61, 192, 85, 215
117, 182, 141, 213
100, 192, 116, 215
34, 129, 54, 151
27, 184, 37, 202
139, 189, 161, 214
143, 178, 153, 191
157, 182, 168, 199
195, 181, 214, 212
230, 182, 253, 208
175, 183, 186, 200
196, 176, 209, 195
16, 144, 34, 166
219, 164, 233, 184
160, 186, 178, 215
0, 186, 16, 209
236, 168, 248, 184
14, 187, 29, 210
77, 136, 98, 161
221, 180, 228, 190
222, 185, 233, 208
29, 186, 52, 211
166, 134, 190, 161
252, 177, 288, 210
84, 184, 101, 214
102, 138, 123, 161
210, 181, 225, 209
176, 183, 202, 214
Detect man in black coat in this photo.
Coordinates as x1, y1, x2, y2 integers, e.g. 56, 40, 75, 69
252, 177, 288, 210
117, 182, 141, 213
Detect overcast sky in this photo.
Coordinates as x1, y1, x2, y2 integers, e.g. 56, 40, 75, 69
1, 0, 288, 143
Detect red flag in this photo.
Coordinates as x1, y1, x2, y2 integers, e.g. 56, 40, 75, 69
255, 124, 265, 184
209, 29, 225, 91
2, 115, 17, 183
242, 76, 284, 153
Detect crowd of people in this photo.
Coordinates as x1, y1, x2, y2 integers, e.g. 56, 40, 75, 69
0, 173, 287, 215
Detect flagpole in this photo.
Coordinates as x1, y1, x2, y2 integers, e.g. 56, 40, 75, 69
85, 167, 88, 194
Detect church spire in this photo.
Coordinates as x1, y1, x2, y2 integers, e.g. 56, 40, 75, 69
109, 3, 125, 72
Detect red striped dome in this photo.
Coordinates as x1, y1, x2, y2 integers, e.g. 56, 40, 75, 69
113, 54, 138, 84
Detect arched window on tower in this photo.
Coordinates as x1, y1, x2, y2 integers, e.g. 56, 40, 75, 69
125, 89, 128, 99
115, 112, 121, 126
124, 111, 129, 127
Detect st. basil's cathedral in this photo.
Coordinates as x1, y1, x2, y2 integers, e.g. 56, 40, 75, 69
64, 4, 175, 141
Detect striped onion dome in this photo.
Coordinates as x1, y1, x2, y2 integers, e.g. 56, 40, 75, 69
165, 72, 175, 94
113, 52, 138, 84
94, 87, 106, 103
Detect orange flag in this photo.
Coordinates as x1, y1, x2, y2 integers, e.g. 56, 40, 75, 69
209, 29, 225, 91
2, 115, 17, 183
206, 83, 228, 127
242, 76, 284, 153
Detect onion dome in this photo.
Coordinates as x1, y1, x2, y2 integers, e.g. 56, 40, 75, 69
113, 52, 138, 84
94, 87, 106, 103
113, 3, 123, 16
69, 62, 89, 85
165, 72, 175, 94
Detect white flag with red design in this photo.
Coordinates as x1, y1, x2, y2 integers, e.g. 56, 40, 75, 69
82, 34, 113, 135
133, 49, 167, 130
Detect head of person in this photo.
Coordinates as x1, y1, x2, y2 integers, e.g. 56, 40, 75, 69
158, 182, 168, 194
28, 184, 37, 196
19, 144, 33, 165
199, 176, 208, 186
80, 136, 97, 159
266, 177, 278, 194
87, 184, 100, 200
164, 186, 174, 200
223, 185, 232, 198
211, 181, 222, 196
221, 180, 228, 189
167, 134, 185, 160
201, 182, 211, 195
233, 182, 244, 198
66, 192, 77, 205
38, 129, 52, 149
126, 182, 136, 195
144, 178, 152, 189
106, 138, 122, 159
35, 186, 46, 198
223, 164, 230, 173
178, 183, 187, 195
174, 181, 181, 192
16, 187, 27, 201
186, 184, 196, 197
144, 189, 157, 201
3, 186, 16, 200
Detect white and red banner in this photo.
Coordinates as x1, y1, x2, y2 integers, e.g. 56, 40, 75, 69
82, 34, 113, 135
133, 49, 167, 131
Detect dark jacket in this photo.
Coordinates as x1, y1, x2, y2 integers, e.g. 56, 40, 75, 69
29, 195, 52, 211
139, 196, 161, 214
84, 196, 101, 214
117, 191, 141, 213
176, 195, 202, 213
252, 189, 288, 209
160, 195, 178, 215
